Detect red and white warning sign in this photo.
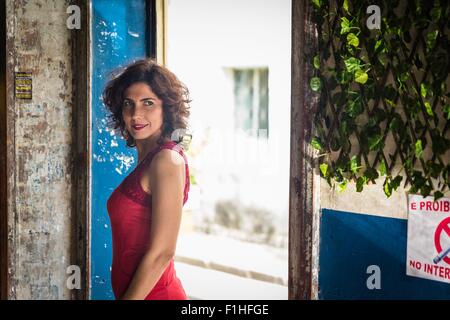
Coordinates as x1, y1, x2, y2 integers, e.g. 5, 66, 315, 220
407, 194, 450, 284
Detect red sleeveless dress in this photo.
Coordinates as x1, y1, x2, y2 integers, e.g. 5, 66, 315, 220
107, 140, 189, 300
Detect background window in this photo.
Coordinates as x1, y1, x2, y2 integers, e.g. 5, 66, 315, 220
232, 68, 269, 138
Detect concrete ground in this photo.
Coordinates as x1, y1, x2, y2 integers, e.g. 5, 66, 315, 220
174, 232, 288, 300
176, 262, 288, 300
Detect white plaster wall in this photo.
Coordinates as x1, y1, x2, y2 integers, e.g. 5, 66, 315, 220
166, 0, 292, 234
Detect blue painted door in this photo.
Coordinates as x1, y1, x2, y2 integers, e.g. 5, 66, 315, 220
91, 0, 148, 300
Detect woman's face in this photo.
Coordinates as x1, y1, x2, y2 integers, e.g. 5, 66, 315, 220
122, 82, 164, 142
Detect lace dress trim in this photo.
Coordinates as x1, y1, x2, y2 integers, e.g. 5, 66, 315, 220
119, 141, 189, 207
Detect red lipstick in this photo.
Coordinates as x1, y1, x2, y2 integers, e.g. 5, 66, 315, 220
132, 124, 148, 131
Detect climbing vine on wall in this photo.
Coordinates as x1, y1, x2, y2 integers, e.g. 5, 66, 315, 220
310, 0, 450, 199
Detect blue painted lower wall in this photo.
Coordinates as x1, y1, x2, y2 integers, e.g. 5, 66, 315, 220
319, 209, 450, 299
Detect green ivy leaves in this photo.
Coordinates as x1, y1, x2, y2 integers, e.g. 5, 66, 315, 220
424, 102, 433, 116
426, 30, 438, 51
310, 0, 450, 199
313, 55, 321, 69
312, 0, 322, 9
347, 33, 359, 47
443, 104, 450, 120
340, 17, 352, 35
346, 95, 363, 117
379, 159, 387, 176
310, 77, 322, 91
344, 57, 362, 73
311, 137, 323, 151
415, 140, 423, 158
420, 83, 429, 98
383, 176, 403, 197
368, 134, 384, 151
344, 57, 369, 84
320, 163, 328, 176
354, 70, 368, 84
340, 17, 360, 35
343, 0, 349, 12
350, 155, 361, 174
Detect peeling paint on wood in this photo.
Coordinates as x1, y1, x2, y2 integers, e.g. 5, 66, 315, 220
6, 0, 74, 299
289, 0, 319, 300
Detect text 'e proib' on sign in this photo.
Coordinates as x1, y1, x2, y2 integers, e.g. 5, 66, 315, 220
15, 72, 32, 100
407, 194, 450, 284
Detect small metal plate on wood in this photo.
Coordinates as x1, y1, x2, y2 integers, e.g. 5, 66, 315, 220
15, 72, 32, 100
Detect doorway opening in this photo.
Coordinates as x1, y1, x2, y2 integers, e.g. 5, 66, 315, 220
166, 0, 292, 299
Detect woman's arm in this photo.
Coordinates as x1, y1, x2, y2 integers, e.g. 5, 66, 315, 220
121, 149, 185, 300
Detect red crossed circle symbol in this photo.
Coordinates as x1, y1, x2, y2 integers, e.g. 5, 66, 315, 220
434, 216, 450, 265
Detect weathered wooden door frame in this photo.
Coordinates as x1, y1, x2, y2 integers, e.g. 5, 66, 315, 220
70, 0, 91, 300
0, 0, 7, 301
289, 0, 318, 300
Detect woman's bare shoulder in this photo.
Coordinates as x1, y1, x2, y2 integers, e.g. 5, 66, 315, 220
152, 148, 185, 168
142, 149, 185, 184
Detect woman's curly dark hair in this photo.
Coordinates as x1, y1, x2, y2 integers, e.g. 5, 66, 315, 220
103, 59, 191, 148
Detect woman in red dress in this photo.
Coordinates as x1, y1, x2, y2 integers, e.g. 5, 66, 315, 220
103, 59, 191, 300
